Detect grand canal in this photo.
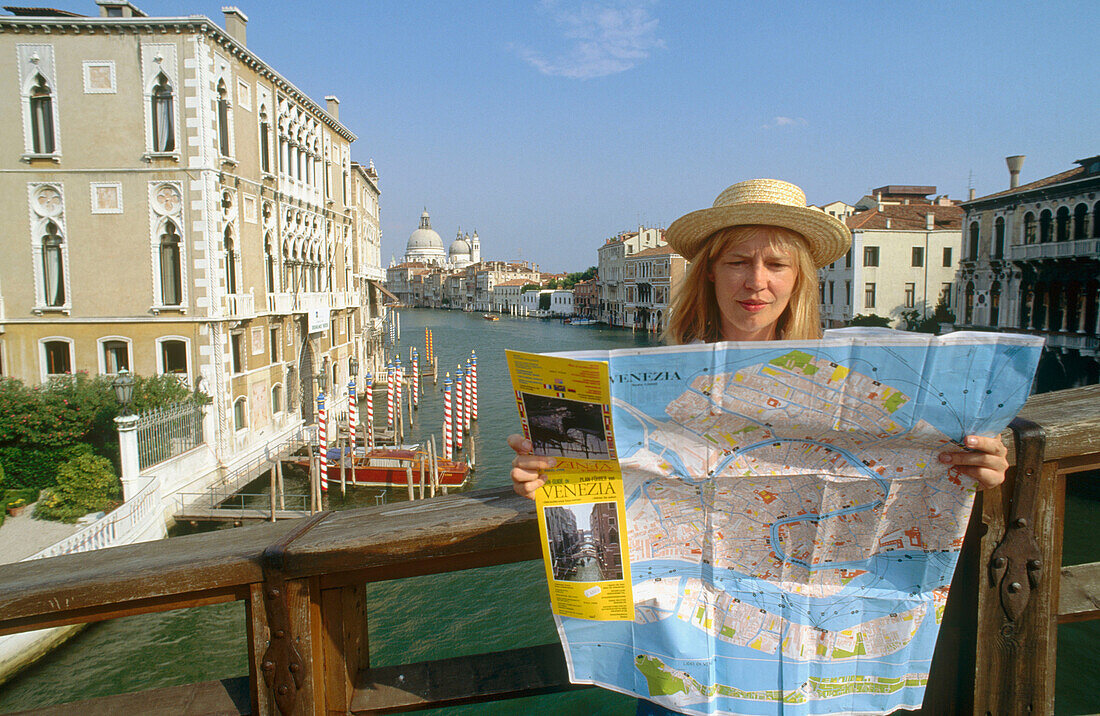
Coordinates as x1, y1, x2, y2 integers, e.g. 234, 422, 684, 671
0, 309, 1096, 714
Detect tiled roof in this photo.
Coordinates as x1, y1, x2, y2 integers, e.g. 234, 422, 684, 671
630, 245, 680, 258
968, 166, 1086, 203
846, 203, 963, 231
494, 279, 532, 287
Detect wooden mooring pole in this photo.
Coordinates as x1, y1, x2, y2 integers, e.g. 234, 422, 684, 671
268, 464, 277, 522
275, 459, 285, 511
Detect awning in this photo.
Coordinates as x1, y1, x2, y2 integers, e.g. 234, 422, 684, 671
369, 280, 400, 305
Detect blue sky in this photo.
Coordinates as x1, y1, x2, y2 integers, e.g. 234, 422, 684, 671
42, 1, 1098, 271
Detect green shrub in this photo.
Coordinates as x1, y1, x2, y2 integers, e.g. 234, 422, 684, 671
0, 459, 5, 491
34, 451, 120, 523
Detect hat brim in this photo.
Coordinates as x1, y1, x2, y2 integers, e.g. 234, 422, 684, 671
666, 204, 851, 268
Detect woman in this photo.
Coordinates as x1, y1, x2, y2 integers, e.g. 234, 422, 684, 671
508, 179, 1008, 715
511, 178, 1009, 494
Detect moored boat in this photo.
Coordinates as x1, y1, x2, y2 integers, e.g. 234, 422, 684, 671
483, 313, 500, 321
295, 446, 471, 488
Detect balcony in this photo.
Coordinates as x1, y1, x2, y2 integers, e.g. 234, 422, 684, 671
1007, 238, 1100, 262
222, 290, 255, 320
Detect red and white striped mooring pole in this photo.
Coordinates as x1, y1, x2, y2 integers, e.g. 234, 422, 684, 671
443, 373, 453, 460
455, 366, 465, 451
317, 390, 328, 492
386, 362, 394, 428
412, 349, 420, 409
470, 350, 478, 421
365, 372, 374, 450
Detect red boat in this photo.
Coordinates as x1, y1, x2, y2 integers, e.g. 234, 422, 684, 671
297, 446, 471, 488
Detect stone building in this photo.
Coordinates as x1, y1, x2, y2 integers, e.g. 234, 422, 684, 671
595, 226, 665, 326
624, 245, 686, 333
818, 188, 963, 328
956, 155, 1100, 391
572, 278, 598, 319
0, 3, 384, 462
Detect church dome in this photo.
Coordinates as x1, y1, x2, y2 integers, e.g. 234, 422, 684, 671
405, 210, 445, 263
449, 232, 472, 257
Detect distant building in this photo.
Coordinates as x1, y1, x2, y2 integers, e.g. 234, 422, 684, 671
572, 278, 599, 319
490, 278, 532, 313
624, 245, 686, 333
590, 502, 622, 579
819, 187, 963, 328
956, 155, 1100, 391
548, 290, 574, 317
596, 227, 665, 326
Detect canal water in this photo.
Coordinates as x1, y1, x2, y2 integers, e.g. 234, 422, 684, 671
0, 309, 1096, 714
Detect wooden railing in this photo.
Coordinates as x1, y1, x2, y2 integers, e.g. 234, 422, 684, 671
1, 385, 1098, 715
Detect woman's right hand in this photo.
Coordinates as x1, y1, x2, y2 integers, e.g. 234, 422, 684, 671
508, 433, 556, 499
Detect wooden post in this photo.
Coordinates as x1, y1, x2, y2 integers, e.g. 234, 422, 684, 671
405, 465, 414, 502
428, 436, 438, 498
419, 456, 425, 500
269, 465, 277, 522
276, 459, 286, 511
246, 577, 324, 715
469, 436, 476, 471
340, 434, 347, 497
308, 445, 317, 513
318, 584, 369, 715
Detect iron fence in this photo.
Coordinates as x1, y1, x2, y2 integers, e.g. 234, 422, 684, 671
135, 401, 205, 470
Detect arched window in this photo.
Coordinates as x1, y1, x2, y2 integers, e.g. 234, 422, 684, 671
224, 226, 237, 294
159, 338, 188, 376
151, 73, 174, 152
1039, 209, 1053, 243
101, 339, 130, 374
42, 339, 72, 377
1073, 203, 1088, 240
29, 74, 55, 154
1093, 202, 1100, 239
990, 281, 1001, 326
968, 222, 979, 259
964, 281, 975, 324
994, 217, 1005, 259
272, 384, 283, 414
234, 397, 247, 431
159, 221, 182, 305
259, 106, 271, 173
265, 235, 276, 293
42, 221, 65, 306
1056, 206, 1070, 242
217, 79, 230, 156
1024, 212, 1036, 244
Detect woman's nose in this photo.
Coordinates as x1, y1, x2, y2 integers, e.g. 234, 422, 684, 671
744, 263, 768, 289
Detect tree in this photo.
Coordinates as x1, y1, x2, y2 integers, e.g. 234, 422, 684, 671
847, 313, 892, 327
906, 296, 957, 334
34, 446, 121, 522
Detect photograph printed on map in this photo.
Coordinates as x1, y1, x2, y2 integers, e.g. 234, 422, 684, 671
521, 393, 612, 460
544, 501, 625, 583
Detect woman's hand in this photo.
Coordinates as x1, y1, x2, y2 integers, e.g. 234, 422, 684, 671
508, 433, 555, 499
938, 434, 1009, 490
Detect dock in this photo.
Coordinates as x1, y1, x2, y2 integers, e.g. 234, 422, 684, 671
174, 507, 310, 523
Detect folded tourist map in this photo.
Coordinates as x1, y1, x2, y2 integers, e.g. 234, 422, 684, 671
507, 328, 1044, 716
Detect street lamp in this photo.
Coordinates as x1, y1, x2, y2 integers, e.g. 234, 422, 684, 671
112, 367, 135, 415
349, 356, 359, 378
315, 363, 328, 394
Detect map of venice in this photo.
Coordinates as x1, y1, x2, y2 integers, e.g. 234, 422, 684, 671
552, 331, 1043, 716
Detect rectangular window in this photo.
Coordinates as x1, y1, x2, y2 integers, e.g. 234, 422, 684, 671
863, 246, 880, 267
865, 283, 876, 309
845, 280, 851, 305
44, 341, 71, 375
904, 283, 916, 308
943, 247, 953, 267
103, 340, 129, 373
845, 250, 852, 268
828, 281, 835, 303
941, 283, 953, 308
231, 333, 243, 373
161, 340, 187, 374
819, 282, 825, 303
270, 327, 279, 363
911, 247, 924, 267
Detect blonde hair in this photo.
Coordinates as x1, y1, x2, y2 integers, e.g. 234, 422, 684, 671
664, 225, 822, 344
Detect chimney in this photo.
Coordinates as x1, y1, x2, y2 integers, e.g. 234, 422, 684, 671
325, 95, 340, 121
885, 218, 891, 229
1006, 155, 1025, 189
96, 0, 146, 17
222, 6, 247, 46
926, 212, 934, 230
969, 188, 976, 201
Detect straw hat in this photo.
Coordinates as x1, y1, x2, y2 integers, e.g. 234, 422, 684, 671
666, 179, 851, 268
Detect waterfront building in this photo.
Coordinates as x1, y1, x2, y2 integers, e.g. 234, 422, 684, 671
471, 261, 540, 311
396, 210, 481, 271
0, 3, 385, 464
818, 187, 963, 328
548, 290, 574, 317
623, 245, 686, 333
955, 155, 1100, 390
572, 278, 599, 319
595, 227, 665, 326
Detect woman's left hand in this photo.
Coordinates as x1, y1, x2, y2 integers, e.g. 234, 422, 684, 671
938, 434, 1009, 490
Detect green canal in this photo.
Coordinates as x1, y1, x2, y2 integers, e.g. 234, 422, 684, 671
0, 309, 1096, 714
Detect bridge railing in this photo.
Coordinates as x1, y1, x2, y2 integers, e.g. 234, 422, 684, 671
0, 385, 1097, 715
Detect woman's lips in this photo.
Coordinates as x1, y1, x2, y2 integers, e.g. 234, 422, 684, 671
737, 300, 769, 313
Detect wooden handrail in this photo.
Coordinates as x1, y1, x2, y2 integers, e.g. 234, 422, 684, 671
1, 384, 1098, 715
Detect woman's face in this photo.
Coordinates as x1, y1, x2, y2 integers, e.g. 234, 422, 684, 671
709, 234, 798, 341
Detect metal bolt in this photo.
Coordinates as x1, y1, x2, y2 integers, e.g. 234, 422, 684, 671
262, 661, 274, 671
289, 663, 300, 673
1008, 581, 1022, 593
1028, 559, 1042, 570
1025, 468, 1034, 476
992, 557, 1006, 569
278, 685, 289, 695
268, 588, 280, 598
1014, 518, 1027, 528
274, 629, 285, 639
